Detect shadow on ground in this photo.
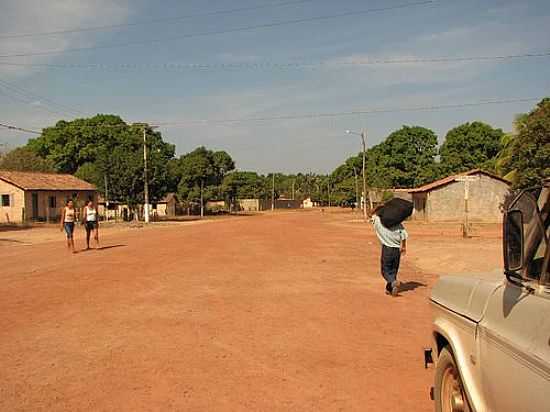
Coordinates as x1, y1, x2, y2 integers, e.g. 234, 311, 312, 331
400, 281, 427, 294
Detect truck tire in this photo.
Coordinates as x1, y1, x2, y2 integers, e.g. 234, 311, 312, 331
434, 346, 471, 412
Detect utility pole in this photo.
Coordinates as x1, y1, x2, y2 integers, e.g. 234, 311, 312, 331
360, 130, 370, 218
104, 174, 109, 222
200, 179, 204, 218
143, 126, 150, 223
292, 180, 295, 200
346, 129, 369, 220
271, 173, 275, 211
353, 167, 359, 213
328, 179, 331, 208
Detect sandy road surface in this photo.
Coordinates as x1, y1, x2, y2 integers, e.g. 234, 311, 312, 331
1, 211, 500, 411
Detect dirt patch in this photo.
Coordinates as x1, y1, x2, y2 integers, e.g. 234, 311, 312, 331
0, 210, 499, 411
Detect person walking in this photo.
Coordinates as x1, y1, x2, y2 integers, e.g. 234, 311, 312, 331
60, 199, 77, 253
372, 209, 408, 297
83, 199, 100, 250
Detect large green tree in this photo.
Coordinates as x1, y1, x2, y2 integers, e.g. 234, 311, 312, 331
174, 147, 235, 215
0, 146, 55, 172
439, 121, 504, 174
26, 115, 175, 207
501, 98, 550, 188
221, 171, 267, 206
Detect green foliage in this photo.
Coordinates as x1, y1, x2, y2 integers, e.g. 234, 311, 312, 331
221, 171, 267, 203
331, 126, 439, 198
26, 115, 175, 205
0, 146, 55, 172
377, 126, 439, 187
501, 98, 550, 188
173, 147, 235, 206
439, 121, 504, 175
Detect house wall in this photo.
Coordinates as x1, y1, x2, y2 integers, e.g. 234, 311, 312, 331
421, 175, 509, 222
0, 180, 25, 223
23, 190, 97, 222
238, 199, 260, 212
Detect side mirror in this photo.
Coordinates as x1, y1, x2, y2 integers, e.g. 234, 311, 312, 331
504, 210, 524, 272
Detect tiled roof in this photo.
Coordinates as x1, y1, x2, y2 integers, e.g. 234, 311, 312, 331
0, 170, 96, 191
408, 169, 510, 193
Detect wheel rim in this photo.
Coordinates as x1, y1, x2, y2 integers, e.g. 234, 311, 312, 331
440, 364, 466, 412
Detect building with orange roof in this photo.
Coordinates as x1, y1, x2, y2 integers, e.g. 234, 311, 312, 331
0, 170, 97, 223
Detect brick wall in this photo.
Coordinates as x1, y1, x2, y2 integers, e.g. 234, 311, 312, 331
417, 174, 509, 222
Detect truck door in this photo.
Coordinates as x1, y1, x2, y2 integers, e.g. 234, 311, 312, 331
479, 187, 549, 411
479, 283, 549, 411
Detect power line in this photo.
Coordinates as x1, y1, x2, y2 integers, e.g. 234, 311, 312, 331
0, 1, 438, 58
0, 122, 41, 134
151, 97, 543, 126
0, 51, 548, 71
0, 0, 316, 40
3, 96, 542, 133
0, 79, 88, 117
0, 83, 71, 118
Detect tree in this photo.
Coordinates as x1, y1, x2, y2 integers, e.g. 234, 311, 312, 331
221, 171, 267, 208
0, 147, 55, 172
26, 115, 175, 210
501, 98, 550, 188
175, 147, 235, 216
377, 126, 439, 187
439, 121, 504, 175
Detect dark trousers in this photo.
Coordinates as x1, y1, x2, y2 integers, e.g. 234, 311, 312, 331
381, 245, 401, 286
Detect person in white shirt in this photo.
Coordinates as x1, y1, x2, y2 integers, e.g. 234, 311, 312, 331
83, 200, 100, 250
371, 210, 408, 297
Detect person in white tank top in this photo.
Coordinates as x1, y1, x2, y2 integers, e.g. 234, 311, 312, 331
83, 200, 100, 250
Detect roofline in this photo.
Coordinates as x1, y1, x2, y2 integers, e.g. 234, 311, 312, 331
0, 176, 25, 190
0, 175, 96, 191
408, 169, 511, 193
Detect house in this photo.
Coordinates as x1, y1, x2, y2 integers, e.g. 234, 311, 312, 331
0, 170, 97, 223
238, 199, 260, 212
302, 197, 314, 208
408, 169, 510, 223
153, 193, 178, 217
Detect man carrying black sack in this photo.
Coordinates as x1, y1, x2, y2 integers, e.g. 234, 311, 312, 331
372, 208, 408, 297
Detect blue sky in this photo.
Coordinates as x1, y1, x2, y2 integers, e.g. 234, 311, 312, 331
1, 0, 549, 173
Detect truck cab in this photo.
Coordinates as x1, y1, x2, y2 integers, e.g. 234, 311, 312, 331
430, 180, 550, 412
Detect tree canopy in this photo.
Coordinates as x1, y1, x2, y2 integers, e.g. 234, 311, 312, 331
173, 147, 235, 208
0, 147, 55, 172
439, 121, 504, 175
500, 98, 550, 188
26, 115, 175, 205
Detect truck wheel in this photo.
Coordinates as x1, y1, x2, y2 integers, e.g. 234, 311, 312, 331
434, 346, 471, 412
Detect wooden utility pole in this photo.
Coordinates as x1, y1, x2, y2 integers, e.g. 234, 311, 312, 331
353, 167, 359, 213
143, 126, 150, 223
271, 173, 275, 211
360, 130, 370, 219
456, 175, 479, 238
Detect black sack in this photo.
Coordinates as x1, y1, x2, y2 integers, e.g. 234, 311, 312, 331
378, 198, 413, 228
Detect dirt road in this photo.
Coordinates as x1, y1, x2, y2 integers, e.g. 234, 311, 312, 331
1, 211, 480, 411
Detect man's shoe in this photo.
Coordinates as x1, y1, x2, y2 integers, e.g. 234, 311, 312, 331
391, 280, 401, 297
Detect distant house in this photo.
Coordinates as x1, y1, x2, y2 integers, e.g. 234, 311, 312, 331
238, 199, 261, 212
154, 193, 178, 217
302, 197, 314, 208
0, 170, 97, 223
408, 169, 510, 223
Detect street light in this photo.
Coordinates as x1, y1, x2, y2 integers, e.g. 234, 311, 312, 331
346, 129, 368, 220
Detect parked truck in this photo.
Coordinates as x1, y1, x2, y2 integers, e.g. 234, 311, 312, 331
427, 179, 550, 412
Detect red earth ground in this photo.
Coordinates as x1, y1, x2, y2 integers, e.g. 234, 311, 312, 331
0, 210, 502, 411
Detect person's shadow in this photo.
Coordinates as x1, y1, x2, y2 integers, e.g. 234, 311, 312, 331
399, 281, 427, 294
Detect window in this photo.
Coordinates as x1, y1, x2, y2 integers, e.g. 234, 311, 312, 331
48, 196, 57, 208
1, 194, 10, 207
